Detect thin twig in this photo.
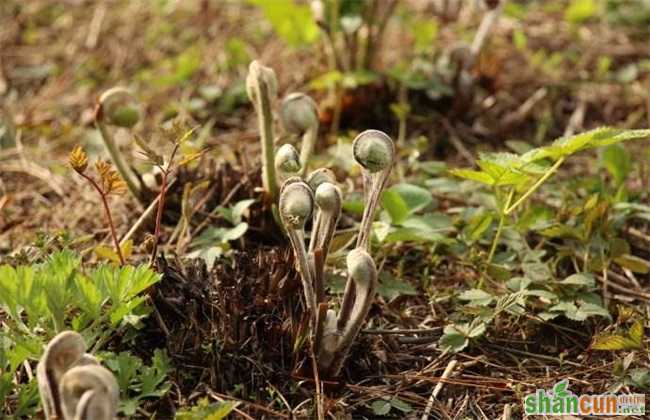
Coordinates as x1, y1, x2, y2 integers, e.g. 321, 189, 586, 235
421, 359, 458, 420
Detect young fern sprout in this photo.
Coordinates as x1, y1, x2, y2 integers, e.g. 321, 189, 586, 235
306, 167, 336, 191
281, 92, 319, 177
60, 365, 119, 420
94, 87, 145, 203
309, 182, 342, 302
280, 130, 394, 377
275, 143, 302, 178
37, 331, 118, 420
351, 129, 395, 251
279, 180, 317, 317
336, 130, 393, 355
317, 248, 377, 377
247, 60, 279, 200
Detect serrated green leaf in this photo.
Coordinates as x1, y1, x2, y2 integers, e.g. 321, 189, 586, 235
523, 127, 650, 162
449, 168, 495, 185
458, 289, 494, 306
560, 273, 595, 287
592, 334, 640, 351
628, 320, 645, 347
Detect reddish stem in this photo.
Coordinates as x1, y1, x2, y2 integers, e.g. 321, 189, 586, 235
149, 143, 180, 265
79, 172, 125, 265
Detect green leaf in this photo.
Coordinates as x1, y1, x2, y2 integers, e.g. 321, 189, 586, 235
523, 127, 650, 162
522, 262, 552, 282
439, 329, 468, 353
371, 399, 392, 416
390, 398, 413, 413
577, 302, 611, 320
449, 169, 494, 185
565, 0, 598, 23
467, 322, 487, 338
74, 274, 104, 320
249, 0, 319, 47
458, 289, 494, 306
614, 254, 650, 274
387, 183, 433, 215
592, 334, 640, 351
377, 273, 418, 300
628, 320, 645, 347
601, 144, 631, 185
186, 246, 223, 271
560, 273, 595, 287
381, 190, 410, 225
465, 212, 494, 243
176, 399, 240, 420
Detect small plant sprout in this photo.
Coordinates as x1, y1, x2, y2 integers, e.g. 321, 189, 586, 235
279, 180, 317, 316
306, 167, 337, 191
317, 248, 377, 377
280, 129, 394, 377
281, 92, 319, 176
351, 129, 396, 251
37, 331, 119, 420
69, 146, 127, 265
60, 365, 119, 420
275, 143, 302, 178
247, 61, 322, 203
94, 87, 145, 203
247, 60, 279, 200
309, 182, 342, 301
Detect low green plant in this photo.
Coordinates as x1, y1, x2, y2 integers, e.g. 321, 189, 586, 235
102, 349, 171, 417
69, 146, 128, 265
450, 127, 650, 264
134, 121, 201, 264
175, 398, 239, 420
0, 249, 159, 348
0, 250, 161, 417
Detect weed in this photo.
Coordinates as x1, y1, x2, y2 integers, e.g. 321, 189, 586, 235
69, 146, 127, 265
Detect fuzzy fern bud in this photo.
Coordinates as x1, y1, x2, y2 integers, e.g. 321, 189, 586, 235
306, 168, 336, 191
279, 180, 314, 230
346, 248, 376, 286
275, 143, 301, 174
97, 87, 140, 128
246, 60, 278, 105
352, 129, 395, 173
315, 182, 341, 213
281, 92, 319, 135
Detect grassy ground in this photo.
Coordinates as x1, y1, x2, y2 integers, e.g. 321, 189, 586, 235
1, 1, 649, 419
